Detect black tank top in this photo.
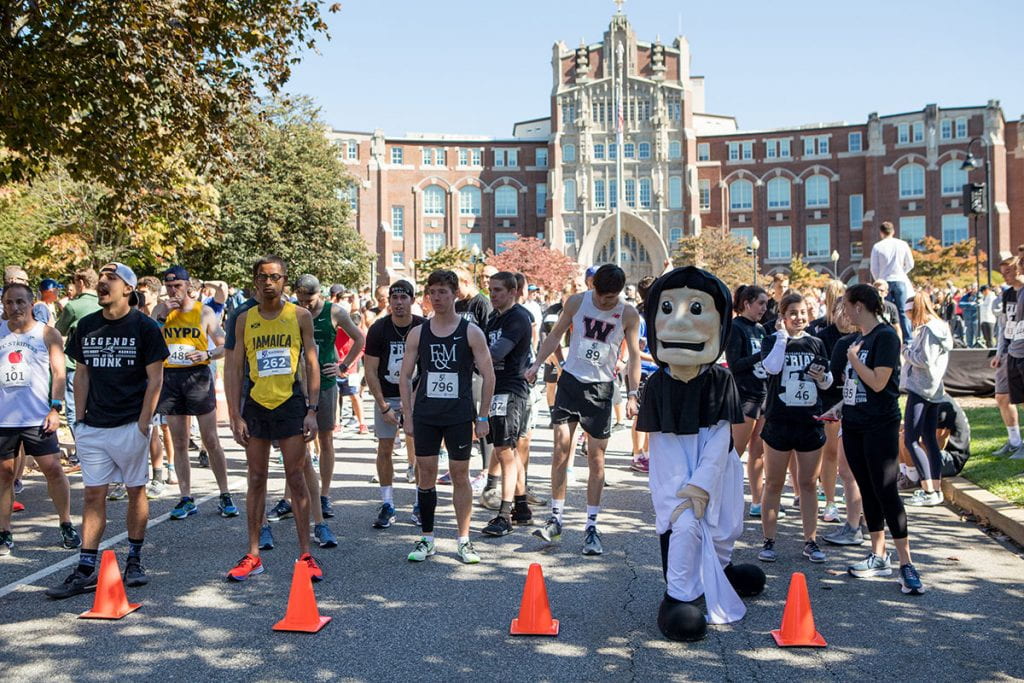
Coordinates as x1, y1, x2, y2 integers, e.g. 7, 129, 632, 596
414, 317, 475, 425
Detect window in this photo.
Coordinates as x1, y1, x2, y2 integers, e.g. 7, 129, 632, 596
804, 136, 828, 155
471, 148, 482, 166
849, 194, 863, 231
424, 232, 445, 254
850, 241, 863, 259
667, 96, 682, 120
564, 228, 576, 246
609, 181, 617, 209
768, 226, 791, 261
899, 164, 925, 198
423, 185, 445, 216
638, 142, 651, 160
941, 161, 967, 196
536, 148, 548, 167
804, 137, 815, 156
670, 141, 683, 160
561, 100, 575, 124
818, 137, 829, 155
495, 185, 518, 217
562, 144, 576, 163
669, 227, 683, 246
848, 132, 862, 153
728, 142, 739, 161
347, 140, 358, 160
461, 232, 482, 252
495, 232, 517, 254
437, 148, 446, 166
459, 186, 481, 216
391, 206, 404, 239
742, 141, 753, 160
346, 186, 358, 211
507, 149, 518, 167
806, 224, 830, 259
392, 251, 404, 266
536, 184, 547, 216
900, 216, 926, 248
624, 179, 636, 208
956, 117, 968, 139
897, 123, 910, 144
669, 176, 683, 209
912, 122, 924, 143
594, 179, 605, 209
609, 143, 618, 160
494, 149, 505, 167
766, 140, 777, 159
624, 143, 635, 159
940, 119, 953, 140
941, 214, 968, 245
729, 179, 753, 211
779, 139, 791, 158
563, 179, 577, 211
594, 143, 605, 160
698, 179, 711, 210
639, 178, 651, 208
731, 228, 753, 246
697, 143, 709, 161
458, 148, 468, 166
390, 147, 403, 164
422, 148, 434, 166
805, 174, 830, 207
767, 177, 791, 209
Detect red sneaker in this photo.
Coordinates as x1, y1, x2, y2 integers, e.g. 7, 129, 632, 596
299, 552, 323, 582
357, 424, 368, 435
227, 553, 264, 581
12, 501, 24, 512
630, 453, 650, 474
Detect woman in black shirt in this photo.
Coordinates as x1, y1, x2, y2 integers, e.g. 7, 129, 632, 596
833, 284, 924, 595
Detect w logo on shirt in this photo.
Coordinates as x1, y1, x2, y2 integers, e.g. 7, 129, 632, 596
582, 316, 615, 342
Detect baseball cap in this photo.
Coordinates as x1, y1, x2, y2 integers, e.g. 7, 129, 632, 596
162, 265, 190, 283
998, 250, 1016, 264
294, 274, 321, 293
328, 284, 346, 297
100, 262, 140, 306
527, 284, 539, 292
39, 278, 62, 292
585, 265, 599, 278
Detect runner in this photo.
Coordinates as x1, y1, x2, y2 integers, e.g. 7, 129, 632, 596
225, 256, 323, 581
990, 252, 1024, 457
46, 263, 167, 598
525, 264, 642, 556
363, 280, 424, 528
454, 269, 493, 483
0, 283, 81, 556
150, 266, 238, 520
55, 269, 101, 437
399, 270, 494, 564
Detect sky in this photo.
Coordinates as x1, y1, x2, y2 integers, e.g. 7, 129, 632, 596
285, 0, 1024, 137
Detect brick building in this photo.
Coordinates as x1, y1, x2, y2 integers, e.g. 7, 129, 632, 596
329, 10, 1024, 285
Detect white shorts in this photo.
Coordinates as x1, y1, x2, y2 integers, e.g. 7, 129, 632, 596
76, 422, 151, 488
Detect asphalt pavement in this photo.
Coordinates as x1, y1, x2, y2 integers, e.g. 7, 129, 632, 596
2, 406, 1023, 682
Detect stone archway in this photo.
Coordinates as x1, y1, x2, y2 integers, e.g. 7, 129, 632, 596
576, 212, 670, 283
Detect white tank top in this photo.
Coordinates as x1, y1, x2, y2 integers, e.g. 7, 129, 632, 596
0, 320, 52, 427
563, 291, 626, 383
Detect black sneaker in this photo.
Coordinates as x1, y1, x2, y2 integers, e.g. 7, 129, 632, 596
512, 504, 534, 526
59, 522, 82, 550
197, 450, 209, 468
45, 568, 98, 599
267, 499, 293, 522
0, 530, 12, 556
482, 515, 513, 537
124, 558, 150, 587
321, 495, 335, 519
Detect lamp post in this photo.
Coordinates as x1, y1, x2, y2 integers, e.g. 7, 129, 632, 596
830, 249, 840, 279
469, 243, 482, 288
750, 235, 760, 283
961, 137, 992, 288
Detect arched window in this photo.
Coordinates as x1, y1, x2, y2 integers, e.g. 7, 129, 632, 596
563, 179, 577, 212
941, 161, 967, 196
766, 177, 791, 209
729, 179, 753, 211
562, 144, 576, 163
668, 176, 683, 209
494, 185, 518, 217
458, 186, 481, 215
805, 174, 829, 208
669, 140, 682, 159
899, 164, 925, 198
423, 185, 445, 216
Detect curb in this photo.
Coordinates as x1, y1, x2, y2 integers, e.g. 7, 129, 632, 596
942, 476, 1024, 547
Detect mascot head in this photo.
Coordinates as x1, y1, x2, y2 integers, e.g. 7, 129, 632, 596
644, 266, 731, 378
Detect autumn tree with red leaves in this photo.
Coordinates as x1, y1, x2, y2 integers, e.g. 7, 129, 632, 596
485, 237, 580, 293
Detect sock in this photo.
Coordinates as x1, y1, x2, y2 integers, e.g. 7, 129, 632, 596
486, 474, 500, 490
586, 505, 600, 529
499, 500, 513, 519
152, 467, 164, 483
380, 485, 394, 505
128, 537, 144, 560
514, 494, 528, 509
78, 548, 98, 575
551, 499, 564, 523
906, 467, 920, 483
457, 535, 469, 546
422, 534, 434, 544
1009, 426, 1022, 447
417, 487, 437, 534
899, 463, 908, 476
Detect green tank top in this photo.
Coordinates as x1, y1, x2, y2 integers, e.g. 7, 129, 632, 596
312, 301, 338, 384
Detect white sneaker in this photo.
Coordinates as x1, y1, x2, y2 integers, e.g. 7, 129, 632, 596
821, 503, 840, 522
906, 490, 944, 507
405, 464, 416, 483
470, 473, 487, 495
145, 478, 165, 499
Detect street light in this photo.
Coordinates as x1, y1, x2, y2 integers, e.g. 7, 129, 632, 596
830, 249, 840, 279
750, 235, 760, 283
961, 137, 992, 288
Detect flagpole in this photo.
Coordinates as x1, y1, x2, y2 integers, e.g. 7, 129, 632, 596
615, 41, 624, 268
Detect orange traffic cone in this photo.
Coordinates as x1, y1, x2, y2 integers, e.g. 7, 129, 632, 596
79, 550, 141, 620
273, 560, 331, 633
510, 563, 559, 636
771, 572, 826, 647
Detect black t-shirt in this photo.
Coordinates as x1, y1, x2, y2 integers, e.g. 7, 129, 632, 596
937, 396, 971, 462
67, 309, 169, 428
485, 304, 533, 398
807, 316, 828, 339
759, 299, 779, 332
830, 323, 901, 426
882, 301, 900, 330
761, 333, 827, 421
455, 294, 491, 328
725, 316, 767, 400
364, 314, 425, 398
812, 323, 845, 408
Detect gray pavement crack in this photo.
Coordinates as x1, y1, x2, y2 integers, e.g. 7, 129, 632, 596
621, 546, 642, 682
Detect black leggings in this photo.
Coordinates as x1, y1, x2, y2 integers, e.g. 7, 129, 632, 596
841, 419, 908, 539
903, 392, 942, 481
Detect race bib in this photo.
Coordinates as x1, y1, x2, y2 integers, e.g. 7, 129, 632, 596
256, 347, 292, 377
166, 343, 194, 367
783, 378, 816, 407
0, 359, 29, 388
842, 376, 859, 406
426, 371, 458, 399
489, 393, 509, 417
1005, 320, 1017, 340
385, 350, 404, 384
1013, 321, 1024, 341
578, 339, 611, 367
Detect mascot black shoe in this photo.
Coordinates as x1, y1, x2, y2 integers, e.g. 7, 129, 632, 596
637, 266, 766, 641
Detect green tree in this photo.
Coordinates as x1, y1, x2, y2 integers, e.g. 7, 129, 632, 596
188, 97, 372, 287
787, 254, 830, 291
413, 246, 473, 286
672, 226, 755, 292
485, 237, 579, 294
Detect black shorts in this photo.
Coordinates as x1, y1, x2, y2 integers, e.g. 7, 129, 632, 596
760, 419, 825, 453
0, 426, 59, 460
1007, 356, 1024, 405
337, 376, 358, 397
413, 420, 473, 460
551, 372, 614, 439
740, 394, 765, 420
243, 394, 306, 441
543, 362, 560, 384
157, 366, 216, 416
487, 393, 529, 447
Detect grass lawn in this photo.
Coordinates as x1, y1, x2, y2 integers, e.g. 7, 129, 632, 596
962, 406, 1024, 506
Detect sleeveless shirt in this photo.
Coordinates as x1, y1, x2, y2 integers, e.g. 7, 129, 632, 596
0, 320, 52, 427
162, 303, 209, 369
244, 302, 302, 410
562, 291, 626, 383
414, 317, 474, 425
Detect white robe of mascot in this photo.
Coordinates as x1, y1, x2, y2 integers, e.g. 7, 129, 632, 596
636, 266, 766, 642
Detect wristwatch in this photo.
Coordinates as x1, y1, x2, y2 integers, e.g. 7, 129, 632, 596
338, 362, 349, 374
49, 399, 64, 413
307, 404, 319, 413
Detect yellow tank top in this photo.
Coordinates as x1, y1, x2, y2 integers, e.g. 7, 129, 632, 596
163, 303, 209, 368
244, 302, 301, 410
